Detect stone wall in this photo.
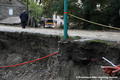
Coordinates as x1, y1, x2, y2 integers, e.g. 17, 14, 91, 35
0, 0, 25, 20
0, 0, 7, 4
0, 5, 25, 20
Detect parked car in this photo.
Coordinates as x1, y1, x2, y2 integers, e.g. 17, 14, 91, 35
44, 19, 55, 28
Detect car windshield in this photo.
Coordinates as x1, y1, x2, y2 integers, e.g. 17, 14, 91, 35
46, 20, 53, 23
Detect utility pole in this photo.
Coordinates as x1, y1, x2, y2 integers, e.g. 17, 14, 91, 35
64, 0, 68, 39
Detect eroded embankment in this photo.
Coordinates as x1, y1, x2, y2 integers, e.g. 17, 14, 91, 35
0, 32, 60, 80
0, 31, 120, 80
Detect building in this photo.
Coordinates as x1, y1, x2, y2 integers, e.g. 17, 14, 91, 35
0, 0, 25, 20
53, 14, 64, 28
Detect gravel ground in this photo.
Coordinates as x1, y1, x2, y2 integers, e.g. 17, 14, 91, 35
0, 25, 120, 41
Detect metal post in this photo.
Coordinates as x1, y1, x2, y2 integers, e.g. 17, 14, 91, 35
64, 0, 68, 39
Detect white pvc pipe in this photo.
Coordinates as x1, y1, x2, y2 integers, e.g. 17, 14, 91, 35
102, 57, 116, 67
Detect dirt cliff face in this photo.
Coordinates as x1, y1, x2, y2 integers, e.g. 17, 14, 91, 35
57, 40, 120, 80
0, 31, 120, 80
0, 31, 60, 80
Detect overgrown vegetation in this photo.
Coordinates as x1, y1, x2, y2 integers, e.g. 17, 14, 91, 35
29, 0, 43, 22
20, 0, 43, 22
42, 0, 120, 30
20, 0, 120, 30
88, 39, 116, 46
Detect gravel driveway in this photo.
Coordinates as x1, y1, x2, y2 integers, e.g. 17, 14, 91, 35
0, 25, 120, 41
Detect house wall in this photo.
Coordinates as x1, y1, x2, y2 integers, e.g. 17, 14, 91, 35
0, 0, 8, 4
78, 0, 81, 3
53, 14, 64, 28
0, 0, 25, 20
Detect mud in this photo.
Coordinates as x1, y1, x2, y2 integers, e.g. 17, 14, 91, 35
0, 31, 120, 80
57, 40, 120, 80
0, 31, 60, 80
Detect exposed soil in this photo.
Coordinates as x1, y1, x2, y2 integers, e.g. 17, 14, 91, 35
0, 31, 120, 80
0, 31, 60, 80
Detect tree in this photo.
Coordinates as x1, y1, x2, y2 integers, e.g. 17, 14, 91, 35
51, 0, 82, 29
21, 0, 43, 21
29, 0, 43, 20
104, 0, 120, 28
80, 0, 111, 30
30, 0, 120, 30
44, 0, 111, 29
41, 0, 57, 17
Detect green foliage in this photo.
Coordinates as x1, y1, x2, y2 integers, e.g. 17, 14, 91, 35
88, 40, 116, 46
28, 0, 120, 30
45, 0, 111, 30
51, 0, 64, 15
51, 0, 83, 28
20, 0, 43, 22
103, 0, 120, 28
29, 0, 43, 21
80, 0, 110, 30
41, 0, 56, 17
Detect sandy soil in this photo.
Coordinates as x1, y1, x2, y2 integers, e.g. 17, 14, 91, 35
0, 25, 120, 41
